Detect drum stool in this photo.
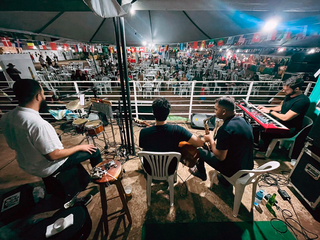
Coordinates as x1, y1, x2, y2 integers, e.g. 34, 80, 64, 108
93, 160, 132, 237
42, 164, 90, 202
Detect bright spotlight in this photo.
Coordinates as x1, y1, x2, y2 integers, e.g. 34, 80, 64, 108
308, 48, 316, 54
130, 7, 135, 15
236, 49, 240, 52
263, 18, 279, 32
142, 41, 147, 46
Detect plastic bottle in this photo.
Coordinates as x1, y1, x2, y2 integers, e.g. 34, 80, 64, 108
266, 193, 277, 217
254, 189, 264, 205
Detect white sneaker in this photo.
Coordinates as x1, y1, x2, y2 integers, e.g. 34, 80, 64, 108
290, 159, 297, 167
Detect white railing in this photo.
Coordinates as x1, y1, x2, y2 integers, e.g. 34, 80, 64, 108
0, 80, 316, 121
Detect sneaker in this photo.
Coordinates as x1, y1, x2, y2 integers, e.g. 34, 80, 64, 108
75, 194, 93, 206
189, 167, 207, 181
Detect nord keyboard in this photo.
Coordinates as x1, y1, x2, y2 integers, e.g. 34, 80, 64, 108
237, 101, 289, 134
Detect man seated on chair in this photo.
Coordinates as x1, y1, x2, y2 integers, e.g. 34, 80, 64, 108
255, 76, 310, 156
139, 98, 204, 175
190, 96, 254, 184
0, 79, 103, 203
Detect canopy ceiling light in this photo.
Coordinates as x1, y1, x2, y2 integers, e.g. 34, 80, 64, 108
262, 18, 280, 32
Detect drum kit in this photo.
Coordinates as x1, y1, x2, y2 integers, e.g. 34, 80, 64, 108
66, 99, 109, 150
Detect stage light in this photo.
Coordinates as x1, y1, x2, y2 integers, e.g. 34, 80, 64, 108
130, 6, 135, 15
236, 49, 240, 52
263, 18, 279, 32
308, 48, 315, 54
142, 41, 147, 46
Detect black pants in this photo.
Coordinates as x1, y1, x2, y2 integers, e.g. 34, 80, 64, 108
197, 148, 223, 176
53, 149, 102, 175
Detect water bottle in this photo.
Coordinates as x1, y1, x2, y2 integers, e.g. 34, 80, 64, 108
254, 189, 264, 205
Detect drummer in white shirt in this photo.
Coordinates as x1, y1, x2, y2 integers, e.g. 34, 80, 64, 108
0, 79, 103, 181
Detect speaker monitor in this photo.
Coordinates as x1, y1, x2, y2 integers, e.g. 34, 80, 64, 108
289, 144, 320, 209
308, 115, 320, 150
190, 113, 215, 130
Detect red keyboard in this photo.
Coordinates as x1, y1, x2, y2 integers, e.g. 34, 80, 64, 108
237, 102, 289, 134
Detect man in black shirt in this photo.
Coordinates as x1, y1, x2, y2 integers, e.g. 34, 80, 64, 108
6, 63, 21, 81
257, 76, 310, 156
139, 98, 204, 174
190, 96, 254, 181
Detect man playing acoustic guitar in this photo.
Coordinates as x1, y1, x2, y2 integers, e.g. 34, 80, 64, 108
190, 96, 254, 184
139, 98, 204, 175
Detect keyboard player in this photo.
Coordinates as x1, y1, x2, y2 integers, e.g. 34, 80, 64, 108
255, 76, 310, 158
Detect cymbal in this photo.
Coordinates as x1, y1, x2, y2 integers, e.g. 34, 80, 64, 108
66, 99, 92, 110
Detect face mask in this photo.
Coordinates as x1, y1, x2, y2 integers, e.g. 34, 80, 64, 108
39, 99, 49, 113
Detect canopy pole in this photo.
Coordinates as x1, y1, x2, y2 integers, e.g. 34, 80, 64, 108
113, 17, 130, 152
119, 16, 135, 155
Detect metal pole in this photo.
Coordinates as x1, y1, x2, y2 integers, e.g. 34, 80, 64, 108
133, 81, 139, 119
119, 17, 135, 155
188, 81, 196, 120
246, 81, 254, 102
113, 17, 128, 149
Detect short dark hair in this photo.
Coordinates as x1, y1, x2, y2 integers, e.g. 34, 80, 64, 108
284, 76, 304, 90
152, 98, 171, 121
215, 96, 235, 112
13, 79, 42, 106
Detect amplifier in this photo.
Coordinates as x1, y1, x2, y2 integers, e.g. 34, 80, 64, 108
190, 113, 215, 130
289, 142, 320, 209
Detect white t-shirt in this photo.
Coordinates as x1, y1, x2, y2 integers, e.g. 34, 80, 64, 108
0, 107, 67, 177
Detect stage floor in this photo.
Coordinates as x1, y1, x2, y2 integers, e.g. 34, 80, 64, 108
1, 120, 320, 240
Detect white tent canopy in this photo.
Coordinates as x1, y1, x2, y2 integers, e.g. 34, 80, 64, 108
1, 0, 320, 46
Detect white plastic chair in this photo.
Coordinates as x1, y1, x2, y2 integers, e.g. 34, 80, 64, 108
136, 81, 143, 95
211, 161, 280, 217
212, 81, 222, 94
179, 82, 190, 97
101, 77, 112, 93
153, 81, 161, 95
143, 83, 153, 99
265, 116, 313, 158
138, 151, 181, 206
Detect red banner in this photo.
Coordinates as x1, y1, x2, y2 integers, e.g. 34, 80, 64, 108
192, 41, 198, 49
62, 43, 69, 51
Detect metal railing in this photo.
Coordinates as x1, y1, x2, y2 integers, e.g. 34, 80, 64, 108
0, 80, 316, 121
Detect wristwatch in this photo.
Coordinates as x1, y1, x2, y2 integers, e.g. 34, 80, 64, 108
269, 110, 273, 114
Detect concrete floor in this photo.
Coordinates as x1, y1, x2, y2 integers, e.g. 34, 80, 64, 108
0, 120, 320, 240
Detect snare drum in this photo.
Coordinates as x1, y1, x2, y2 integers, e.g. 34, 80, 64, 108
85, 120, 104, 136
72, 118, 89, 134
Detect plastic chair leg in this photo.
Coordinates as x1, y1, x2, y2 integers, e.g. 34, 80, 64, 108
168, 175, 174, 206
265, 139, 278, 158
289, 142, 295, 158
147, 175, 152, 206
251, 181, 259, 210
233, 183, 245, 217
